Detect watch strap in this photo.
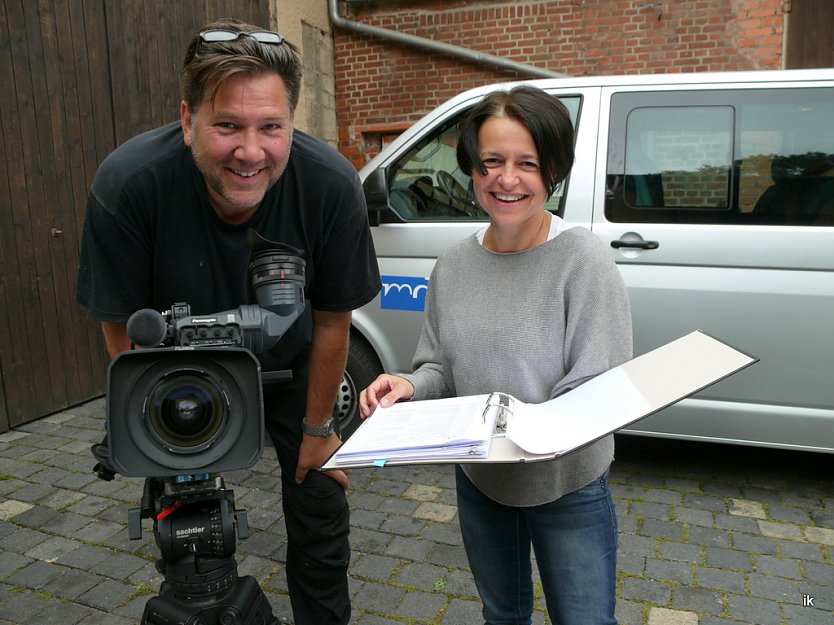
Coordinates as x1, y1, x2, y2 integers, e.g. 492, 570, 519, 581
302, 417, 335, 438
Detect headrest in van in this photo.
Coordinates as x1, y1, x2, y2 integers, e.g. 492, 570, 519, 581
770, 152, 834, 182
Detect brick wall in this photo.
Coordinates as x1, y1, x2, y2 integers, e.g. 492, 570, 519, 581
333, 0, 785, 168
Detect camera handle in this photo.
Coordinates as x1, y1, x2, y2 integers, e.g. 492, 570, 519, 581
127, 477, 157, 540
262, 369, 292, 385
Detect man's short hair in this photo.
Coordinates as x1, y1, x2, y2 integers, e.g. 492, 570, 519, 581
181, 17, 302, 114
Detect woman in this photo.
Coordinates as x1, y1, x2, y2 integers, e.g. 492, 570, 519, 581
359, 86, 632, 625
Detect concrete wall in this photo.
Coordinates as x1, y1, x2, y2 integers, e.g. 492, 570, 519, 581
272, 0, 338, 146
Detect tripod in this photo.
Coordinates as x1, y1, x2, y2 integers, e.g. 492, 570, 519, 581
129, 475, 279, 625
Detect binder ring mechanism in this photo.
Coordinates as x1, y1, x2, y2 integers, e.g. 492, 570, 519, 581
483, 392, 514, 436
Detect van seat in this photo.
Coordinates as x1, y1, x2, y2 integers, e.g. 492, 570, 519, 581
753, 153, 834, 225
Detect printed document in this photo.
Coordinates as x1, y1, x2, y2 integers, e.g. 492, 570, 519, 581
332, 394, 496, 464
324, 331, 757, 469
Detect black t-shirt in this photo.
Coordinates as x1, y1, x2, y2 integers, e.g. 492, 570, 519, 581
77, 121, 381, 408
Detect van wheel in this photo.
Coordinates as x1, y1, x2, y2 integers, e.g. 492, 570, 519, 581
334, 336, 383, 440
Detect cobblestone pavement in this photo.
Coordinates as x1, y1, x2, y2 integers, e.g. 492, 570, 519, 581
0, 398, 831, 624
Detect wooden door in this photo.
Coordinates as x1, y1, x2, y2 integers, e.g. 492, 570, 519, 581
0, 0, 269, 431
785, 0, 834, 68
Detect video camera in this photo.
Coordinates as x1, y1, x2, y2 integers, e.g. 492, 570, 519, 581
104, 229, 306, 478
94, 230, 300, 624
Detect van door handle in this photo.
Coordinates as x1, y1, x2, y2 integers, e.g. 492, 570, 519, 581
610, 239, 659, 250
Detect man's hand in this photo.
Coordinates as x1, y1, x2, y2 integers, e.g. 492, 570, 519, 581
297, 309, 352, 488
296, 433, 350, 489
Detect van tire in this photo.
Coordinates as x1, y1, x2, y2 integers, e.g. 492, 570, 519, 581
335, 335, 383, 440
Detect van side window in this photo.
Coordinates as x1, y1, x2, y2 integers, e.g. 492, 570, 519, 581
606, 88, 834, 226
385, 96, 581, 221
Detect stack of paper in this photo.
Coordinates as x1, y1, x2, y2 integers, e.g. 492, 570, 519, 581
333, 394, 496, 465
324, 331, 758, 470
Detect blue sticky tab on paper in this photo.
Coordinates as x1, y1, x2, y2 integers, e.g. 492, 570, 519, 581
373, 459, 388, 467
380, 276, 429, 311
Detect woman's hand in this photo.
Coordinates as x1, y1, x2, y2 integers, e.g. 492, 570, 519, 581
359, 374, 415, 418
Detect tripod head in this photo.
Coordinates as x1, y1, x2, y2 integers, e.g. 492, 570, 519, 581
131, 475, 277, 624
131, 476, 245, 562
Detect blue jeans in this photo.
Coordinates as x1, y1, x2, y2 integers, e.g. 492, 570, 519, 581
455, 466, 618, 625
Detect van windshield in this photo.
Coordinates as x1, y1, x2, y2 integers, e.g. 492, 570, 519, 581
387, 96, 581, 221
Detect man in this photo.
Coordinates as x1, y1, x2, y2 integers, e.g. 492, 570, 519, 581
76, 18, 380, 625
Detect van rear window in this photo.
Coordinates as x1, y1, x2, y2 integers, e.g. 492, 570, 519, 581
606, 88, 834, 226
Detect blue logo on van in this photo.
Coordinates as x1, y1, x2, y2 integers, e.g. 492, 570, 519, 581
381, 276, 429, 311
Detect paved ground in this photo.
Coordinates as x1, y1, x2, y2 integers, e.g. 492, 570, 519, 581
0, 398, 831, 624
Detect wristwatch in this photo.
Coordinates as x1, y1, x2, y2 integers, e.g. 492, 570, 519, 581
301, 417, 336, 438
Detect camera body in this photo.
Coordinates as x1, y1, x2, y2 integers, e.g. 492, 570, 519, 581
104, 231, 306, 478
106, 345, 264, 477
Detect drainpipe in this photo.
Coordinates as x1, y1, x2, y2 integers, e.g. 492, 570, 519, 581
327, 0, 564, 79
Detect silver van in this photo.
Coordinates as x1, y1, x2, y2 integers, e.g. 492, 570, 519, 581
336, 69, 834, 454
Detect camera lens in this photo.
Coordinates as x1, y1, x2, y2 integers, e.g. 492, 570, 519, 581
250, 253, 305, 312
146, 371, 228, 452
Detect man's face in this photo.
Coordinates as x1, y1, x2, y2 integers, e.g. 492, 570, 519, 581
181, 72, 294, 224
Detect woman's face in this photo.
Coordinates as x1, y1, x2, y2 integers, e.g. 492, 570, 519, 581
471, 115, 548, 230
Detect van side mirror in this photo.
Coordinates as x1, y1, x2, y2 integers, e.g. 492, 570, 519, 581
363, 168, 390, 226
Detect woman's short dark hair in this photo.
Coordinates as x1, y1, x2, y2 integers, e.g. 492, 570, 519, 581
181, 18, 302, 115
456, 86, 575, 198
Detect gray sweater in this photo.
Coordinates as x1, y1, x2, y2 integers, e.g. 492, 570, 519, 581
403, 227, 633, 506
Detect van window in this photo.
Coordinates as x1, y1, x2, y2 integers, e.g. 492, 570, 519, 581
385, 96, 582, 221
606, 88, 834, 226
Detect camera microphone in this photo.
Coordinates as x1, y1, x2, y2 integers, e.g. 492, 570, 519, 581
127, 308, 168, 347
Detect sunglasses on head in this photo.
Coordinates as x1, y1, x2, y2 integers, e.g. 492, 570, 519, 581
199, 29, 285, 45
